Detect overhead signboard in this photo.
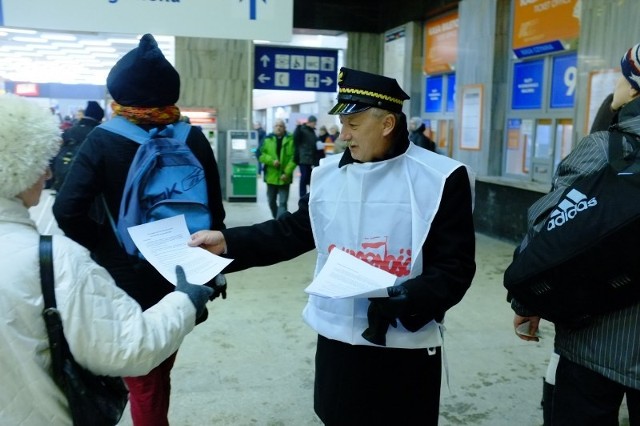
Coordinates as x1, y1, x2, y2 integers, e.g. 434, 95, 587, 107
254, 45, 338, 92
512, 0, 580, 58
424, 12, 458, 75
0, 0, 293, 42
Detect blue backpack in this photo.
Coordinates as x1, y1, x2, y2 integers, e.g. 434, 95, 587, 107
100, 116, 211, 258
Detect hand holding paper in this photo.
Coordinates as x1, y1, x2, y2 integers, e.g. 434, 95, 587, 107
127, 215, 232, 285
304, 248, 397, 298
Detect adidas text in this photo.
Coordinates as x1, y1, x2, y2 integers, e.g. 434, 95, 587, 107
546, 189, 597, 231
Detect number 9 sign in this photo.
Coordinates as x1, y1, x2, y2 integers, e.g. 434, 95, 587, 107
564, 65, 577, 96
551, 52, 577, 109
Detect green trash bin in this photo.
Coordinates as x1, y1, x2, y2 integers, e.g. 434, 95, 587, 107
231, 164, 257, 197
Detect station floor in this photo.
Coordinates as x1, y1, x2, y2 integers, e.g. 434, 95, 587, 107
31, 176, 630, 426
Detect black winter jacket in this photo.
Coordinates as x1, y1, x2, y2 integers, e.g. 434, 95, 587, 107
53, 123, 226, 309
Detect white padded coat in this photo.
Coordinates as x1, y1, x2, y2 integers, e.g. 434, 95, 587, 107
0, 197, 196, 425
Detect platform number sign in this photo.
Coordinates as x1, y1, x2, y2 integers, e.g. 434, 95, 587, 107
550, 52, 577, 109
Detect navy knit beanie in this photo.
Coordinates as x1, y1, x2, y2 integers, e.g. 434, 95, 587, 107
621, 43, 640, 92
107, 34, 180, 107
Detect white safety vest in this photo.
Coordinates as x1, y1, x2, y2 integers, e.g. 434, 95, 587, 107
304, 143, 464, 348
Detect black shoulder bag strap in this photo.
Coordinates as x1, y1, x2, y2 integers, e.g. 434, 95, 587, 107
39, 235, 67, 389
608, 129, 624, 161
608, 129, 640, 173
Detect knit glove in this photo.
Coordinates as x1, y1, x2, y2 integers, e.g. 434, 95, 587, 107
205, 273, 227, 301
361, 285, 410, 346
175, 266, 213, 320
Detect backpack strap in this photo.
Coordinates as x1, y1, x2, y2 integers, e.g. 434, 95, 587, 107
101, 195, 123, 248
608, 128, 640, 172
608, 129, 624, 161
99, 116, 191, 144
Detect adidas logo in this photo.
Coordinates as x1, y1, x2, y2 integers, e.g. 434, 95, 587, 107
546, 189, 597, 231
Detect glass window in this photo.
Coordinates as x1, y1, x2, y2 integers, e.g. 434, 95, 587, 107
534, 119, 553, 158
554, 119, 573, 168
505, 118, 534, 175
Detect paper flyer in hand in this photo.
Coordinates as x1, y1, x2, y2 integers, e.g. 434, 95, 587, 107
127, 214, 232, 285
304, 248, 397, 298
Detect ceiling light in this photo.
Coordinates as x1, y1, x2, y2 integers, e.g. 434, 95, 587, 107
3, 45, 36, 51
84, 46, 117, 53
93, 53, 121, 58
107, 38, 140, 44
80, 39, 113, 46
12, 36, 48, 43
1, 27, 37, 34
26, 44, 58, 50
41, 33, 78, 41
51, 42, 85, 49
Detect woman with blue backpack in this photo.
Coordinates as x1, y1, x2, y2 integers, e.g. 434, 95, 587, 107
52, 34, 227, 426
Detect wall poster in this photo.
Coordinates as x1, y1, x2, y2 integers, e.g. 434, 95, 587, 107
585, 69, 619, 133
459, 84, 483, 150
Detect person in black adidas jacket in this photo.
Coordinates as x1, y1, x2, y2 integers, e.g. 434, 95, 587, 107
510, 42, 640, 425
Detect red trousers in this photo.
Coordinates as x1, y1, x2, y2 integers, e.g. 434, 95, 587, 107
124, 352, 177, 426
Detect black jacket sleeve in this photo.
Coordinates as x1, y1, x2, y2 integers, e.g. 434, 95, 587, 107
398, 166, 476, 331
221, 194, 316, 272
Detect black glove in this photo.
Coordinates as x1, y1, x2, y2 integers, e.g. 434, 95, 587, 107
174, 266, 213, 320
361, 285, 410, 346
205, 273, 227, 301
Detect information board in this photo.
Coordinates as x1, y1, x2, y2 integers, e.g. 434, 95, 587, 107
512, 59, 544, 110
254, 45, 338, 92
0, 0, 293, 42
425, 75, 444, 113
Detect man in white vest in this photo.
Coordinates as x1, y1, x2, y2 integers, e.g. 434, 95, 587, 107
190, 67, 476, 425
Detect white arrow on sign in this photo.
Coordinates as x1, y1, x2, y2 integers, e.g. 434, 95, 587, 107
260, 54, 270, 67
321, 76, 333, 86
257, 74, 271, 83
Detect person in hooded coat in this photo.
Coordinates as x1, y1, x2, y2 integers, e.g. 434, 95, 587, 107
0, 93, 212, 426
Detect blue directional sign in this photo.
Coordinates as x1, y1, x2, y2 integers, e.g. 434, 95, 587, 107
254, 45, 338, 92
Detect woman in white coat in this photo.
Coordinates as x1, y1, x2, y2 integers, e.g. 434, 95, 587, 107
0, 94, 212, 425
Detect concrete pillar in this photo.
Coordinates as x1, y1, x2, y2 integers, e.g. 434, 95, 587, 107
175, 37, 251, 130
174, 37, 253, 197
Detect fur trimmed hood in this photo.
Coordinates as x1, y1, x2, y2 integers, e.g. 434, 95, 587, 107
0, 94, 61, 198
